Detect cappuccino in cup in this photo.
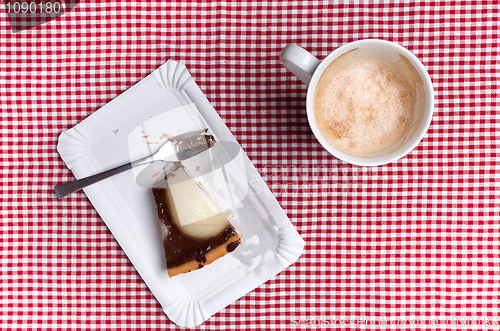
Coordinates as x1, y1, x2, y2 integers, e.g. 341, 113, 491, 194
280, 40, 434, 166
313, 49, 424, 155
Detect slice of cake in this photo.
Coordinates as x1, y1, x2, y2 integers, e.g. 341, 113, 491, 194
152, 166, 241, 277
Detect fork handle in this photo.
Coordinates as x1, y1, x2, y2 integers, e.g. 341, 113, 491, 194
54, 162, 133, 199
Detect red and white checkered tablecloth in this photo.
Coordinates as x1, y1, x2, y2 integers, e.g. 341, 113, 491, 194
1, 1, 499, 330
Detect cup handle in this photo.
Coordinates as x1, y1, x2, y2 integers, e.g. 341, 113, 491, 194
280, 43, 321, 86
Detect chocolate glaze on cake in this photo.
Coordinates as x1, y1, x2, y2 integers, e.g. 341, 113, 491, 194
152, 186, 240, 269
226, 240, 240, 253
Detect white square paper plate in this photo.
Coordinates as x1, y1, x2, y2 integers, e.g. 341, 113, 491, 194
57, 60, 304, 327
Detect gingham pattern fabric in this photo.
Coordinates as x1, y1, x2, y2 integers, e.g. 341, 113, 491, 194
1, 1, 499, 330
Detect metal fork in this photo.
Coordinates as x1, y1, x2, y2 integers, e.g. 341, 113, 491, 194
54, 129, 215, 199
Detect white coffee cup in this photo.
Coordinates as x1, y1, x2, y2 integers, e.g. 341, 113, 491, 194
280, 39, 434, 166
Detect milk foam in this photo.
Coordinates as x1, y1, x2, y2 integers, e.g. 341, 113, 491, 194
314, 50, 420, 155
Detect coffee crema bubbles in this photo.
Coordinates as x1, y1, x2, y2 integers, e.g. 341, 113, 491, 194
314, 49, 424, 155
